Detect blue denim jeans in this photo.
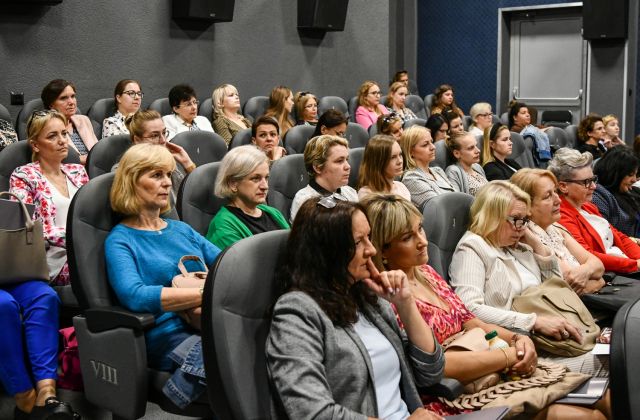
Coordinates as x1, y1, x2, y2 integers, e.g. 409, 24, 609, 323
161, 334, 207, 409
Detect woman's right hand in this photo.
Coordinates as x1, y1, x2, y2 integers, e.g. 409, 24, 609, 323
534, 315, 583, 343
165, 141, 194, 169
408, 408, 444, 420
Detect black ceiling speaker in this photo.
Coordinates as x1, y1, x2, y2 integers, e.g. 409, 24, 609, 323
298, 0, 349, 31
172, 0, 235, 22
583, 0, 628, 40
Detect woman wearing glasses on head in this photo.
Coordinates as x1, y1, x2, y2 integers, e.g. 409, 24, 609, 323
355, 80, 389, 130
102, 79, 144, 138
41, 79, 98, 165
376, 112, 404, 141
163, 84, 214, 141
294, 91, 318, 126
450, 181, 609, 377
549, 148, 640, 274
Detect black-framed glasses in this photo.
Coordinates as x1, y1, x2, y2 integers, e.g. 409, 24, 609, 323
122, 90, 144, 99
179, 100, 199, 108
478, 112, 493, 118
506, 215, 530, 229
368, 90, 381, 96
562, 175, 598, 188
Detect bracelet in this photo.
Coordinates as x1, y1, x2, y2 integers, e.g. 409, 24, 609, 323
186, 163, 197, 173
499, 347, 510, 372
510, 334, 522, 347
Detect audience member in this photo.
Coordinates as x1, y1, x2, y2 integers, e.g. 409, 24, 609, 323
0, 118, 18, 150
358, 135, 410, 201
355, 80, 388, 130
592, 146, 640, 238
376, 112, 404, 141
482, 123, 521, 181
42, 79, 98, 164
206, 145, 289, 250
250, 115, 286, 162
445, 131, 487, 196
294, 91, 318, 125
430, 84, 464, 117
265, 85, 295, 137
444, 110, 464, 137
602, 114, 624, 148
10, 110, 89, 285
290, 134, 358, 222
508, 101, 551, 166
312, 109, 348, 138
102, 79, 143, 138
106, 144, 220, 409
450, 181, 609, 377
385, 82, 417, 122
211, 83, 251, 146
391, 69, 410, 86
511, 168, 605, 295
400, 125, 456, 210
468, 102, 493, 137
163, 84, 214, 140
549, 148, 640, 274
425, 114, 448, 143
576, 114, 607, 160
266, 197, 444, 419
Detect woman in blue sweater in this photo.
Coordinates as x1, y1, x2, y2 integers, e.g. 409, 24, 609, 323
105, 144, 220, 409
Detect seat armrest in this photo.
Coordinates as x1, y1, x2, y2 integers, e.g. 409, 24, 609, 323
419, 377, 465, 401
85, 307, 155, 332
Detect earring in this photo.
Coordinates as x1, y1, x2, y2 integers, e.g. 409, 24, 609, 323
382, 257, 388, 266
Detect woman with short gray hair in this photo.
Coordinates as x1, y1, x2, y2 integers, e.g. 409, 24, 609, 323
549, 147, 640, 273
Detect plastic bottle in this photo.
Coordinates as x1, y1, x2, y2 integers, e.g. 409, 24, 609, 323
485, 330, 509, 349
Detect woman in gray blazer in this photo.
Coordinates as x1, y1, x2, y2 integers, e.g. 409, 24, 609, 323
266, 197, 444, 420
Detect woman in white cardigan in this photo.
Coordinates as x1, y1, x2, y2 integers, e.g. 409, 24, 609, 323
444, 131, 487, 196
449, 181, 608, 377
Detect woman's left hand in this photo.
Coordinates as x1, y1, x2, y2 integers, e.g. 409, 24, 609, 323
510, 335, 537, 375
362, 259, 412, 304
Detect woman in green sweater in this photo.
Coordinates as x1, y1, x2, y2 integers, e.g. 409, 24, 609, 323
206, 145, 289, 249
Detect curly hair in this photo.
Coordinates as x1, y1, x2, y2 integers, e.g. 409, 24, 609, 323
577, 114, 603, 144
280, 197, 378, 326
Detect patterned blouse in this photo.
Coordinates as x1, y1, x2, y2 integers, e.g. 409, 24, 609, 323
528, 221, 580, 267
102, 110, 129, 138
70, 130, 89, 155
467, 169, 488, 197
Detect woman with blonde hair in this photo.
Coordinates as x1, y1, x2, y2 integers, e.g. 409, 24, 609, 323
468, 102, 493, 137
376, 112, 404, 141
358, 135, 410, 201
400, 125, 456, 210
444, 131, 487, 196
601, 114, 624, 148
385, 81, 417, 121
430, 84, 464, 117
482, 122, 521, 181
264, 85, 295, 137
355, 80, 389, 130
211, 83, 251, 146
293, 91, 318, 125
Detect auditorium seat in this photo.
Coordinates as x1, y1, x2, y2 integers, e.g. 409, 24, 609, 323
229, 128, 253, 149
430, 140, 448, 170
348, 147, 364, 189
545, 126, 569, 151
422, 192, 474, 282
148, 97, 171, 116
170, 131, 227, 167
368, 123, 378, 138
541, 110, 572, 128
510, 131, 535, 168
423, 94, 434, 118
85, 134, 132, 178
0, 103, 11, 124
15, 99, 44, 140
347, 96, 359, 122
87, 98, 115, 138
318, 96, 349, 118
463, 115, 472, 130
242, 96, 269, 122
177, 162, 225, 236
500, 112, 509, 126
283, 124, 315, 154
345, 122, 369, 149
404, 118, 426, 130
564, 124, 578, 148
611, 296, 640, 419
266, 154, 308, 221
198, 97, 214, 123
407, 79, 419, 96
405, 95, 427, 119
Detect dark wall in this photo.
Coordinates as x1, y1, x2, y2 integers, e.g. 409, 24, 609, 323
0, 0, 390, 120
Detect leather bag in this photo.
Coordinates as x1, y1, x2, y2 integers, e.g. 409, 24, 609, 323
171, 255, 207, 330
511, 276, 599, 357
0, 191, 49, 284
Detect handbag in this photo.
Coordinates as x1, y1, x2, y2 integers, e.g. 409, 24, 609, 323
0, 191, 49, 284
581, 274, 640, 312
171, 255, 207, 330
511, 276, 600, 357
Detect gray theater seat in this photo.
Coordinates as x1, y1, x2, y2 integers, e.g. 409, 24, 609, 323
0, 103, 11, 123
430, 139, 449, 170
611, 296, 640, 419
404, 118, 426, 130
266, 154, 308, 221
283, 124, 316, 154
405, 95, 427, 120
242, 96, 269, 122
171, 131, 227, 167
348, 147, 364, 189
198, 97, 214, 122
318, 96, 349, 118
148, 97, 171, 116
347, 96, 359, 123
177, 162, 226, 236
545, 126, 569, 150
510, 131, 535, 168
87, 98, 116, 138
15, 99, 45, 140
564, 124, 578, 149
229, 128, 253, 150
345, 122, 369, 149
85, 134, 132, 179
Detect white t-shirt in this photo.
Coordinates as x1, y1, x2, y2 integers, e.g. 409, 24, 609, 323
580, 209, 628, 258
47, 177, 79, 279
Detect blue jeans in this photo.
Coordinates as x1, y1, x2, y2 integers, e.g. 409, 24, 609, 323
0, 280, 60, 395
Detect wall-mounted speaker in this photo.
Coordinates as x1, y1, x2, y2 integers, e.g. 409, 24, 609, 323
583, 0, 627, 40
298, 0, 349, 31
172, 0, 235, 22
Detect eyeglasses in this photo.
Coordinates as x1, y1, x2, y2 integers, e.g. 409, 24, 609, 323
562, 175, 598, 188
382, 112, 399, 123
179, 100, 199, 108
122, 90, 144, 99
506, 216, 530, 229
26, 110, 57, 133
368, 91, 381, 96
478, 112, 493, 118
142, 129, 170, 143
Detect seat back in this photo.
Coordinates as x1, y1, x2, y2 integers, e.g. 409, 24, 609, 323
171, 131, 227, 167
463, 115, 472, 130
347, 96, 359, 122
423, 94, 435, 118
368, 123, 378, 138
318, 96, 349, 118
177, 162, 226, 236
267, 154, 308, 221
15, 99, 44, 140
202, 230, 288, 420
500, 112, 509, 125
541, 110, 572, 128
87, 98, 116, 138
0, 103, 11, 123
611, 296, 640, 420
0, 140, 81, 191
348, 147, 364, 189
242, 96, 269, 122
229, 128, 253, 149
283, 124, 316, 154
545, 126, 569, 150
403, 118, 426, 130
85, 134, 132, 179
564, 124, 578, 148
407, 79, 419, 96
345, 122, 369, 148
198, 98, 214, 122
422, 192, 474, 281
148, 97, 171, 116
430, 139, 449, 170
405, 95, 427, 120
510, 132, 534, 168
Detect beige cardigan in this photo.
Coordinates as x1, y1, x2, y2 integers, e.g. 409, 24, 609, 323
449, 231, 561, 332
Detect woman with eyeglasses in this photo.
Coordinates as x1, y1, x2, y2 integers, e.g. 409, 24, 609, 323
468, 102, 493, 137
264, 85, 295, 137
312, 109, 348, 138
444, 131, 487, 196
358, 135, 410, 201
355, 80, 389, 130
385, 82, 417, 122
163, 84, 214, 141
482, 123, 521, 181
41, 79, 98, 165
102, 79, 144, 138
294, 91, 318, 126
211, 83, 251, 146
549, 148, 640, 274
266, 197, 444, 420
450, 181, 609, 377
425, 114, 448, 143
376, 112, 404, 141
576, 114, 607, 160
430, 84, 464, 118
